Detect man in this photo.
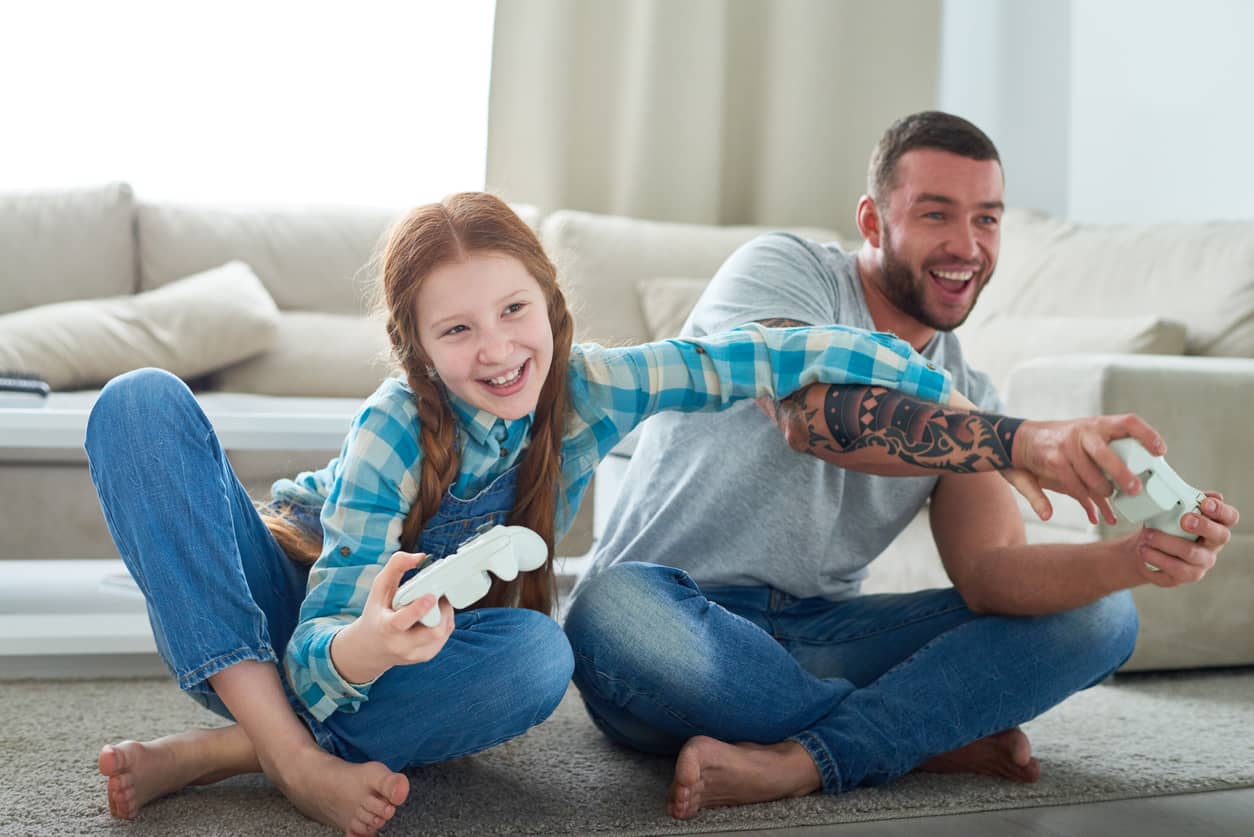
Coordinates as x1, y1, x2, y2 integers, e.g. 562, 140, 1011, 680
564, 111, 1240, 818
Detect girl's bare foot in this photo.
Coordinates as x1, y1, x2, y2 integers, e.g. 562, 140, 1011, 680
98, 726, 258, 819
668, 736, 821, 820
918, 727, 1041, 783
267, 746, 409, 837
98, 725, 409, 836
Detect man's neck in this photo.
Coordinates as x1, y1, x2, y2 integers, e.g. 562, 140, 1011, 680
855, 244, 936, 352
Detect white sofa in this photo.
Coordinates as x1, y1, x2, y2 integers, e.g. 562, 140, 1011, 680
2, 184, 1251, 672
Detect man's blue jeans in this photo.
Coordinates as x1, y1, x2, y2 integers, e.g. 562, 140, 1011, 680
565, 561, 1137, 793
84, 368, 573, 771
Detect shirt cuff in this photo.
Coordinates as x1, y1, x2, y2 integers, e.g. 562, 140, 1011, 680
306, 625, 377, 720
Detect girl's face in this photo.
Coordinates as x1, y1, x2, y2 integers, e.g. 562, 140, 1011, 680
415, 252, 554, 421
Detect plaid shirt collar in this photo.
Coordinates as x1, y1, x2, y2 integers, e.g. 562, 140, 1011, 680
446, 389, 534, 447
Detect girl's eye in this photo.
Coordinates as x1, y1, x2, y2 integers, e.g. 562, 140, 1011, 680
504, 302, 526, 316
443, 324, 468, 336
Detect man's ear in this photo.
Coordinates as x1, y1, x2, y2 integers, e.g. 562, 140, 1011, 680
856, 195, 882, 248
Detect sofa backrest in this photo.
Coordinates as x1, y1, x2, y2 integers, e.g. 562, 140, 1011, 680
540, 210, 845, 346
968, 208, 1254, 358
0, 183, 137, 315
136, 201, 544, 317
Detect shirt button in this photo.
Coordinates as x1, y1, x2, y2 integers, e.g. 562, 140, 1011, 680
927, 363, 936, 370
695, 346, 706, 354
339, 546, 350, 556
500, 446, 509, 456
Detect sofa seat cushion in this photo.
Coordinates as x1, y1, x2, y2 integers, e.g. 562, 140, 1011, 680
0, 183, 136, 315
210, 311, 393, 398
0, 261, 279, 390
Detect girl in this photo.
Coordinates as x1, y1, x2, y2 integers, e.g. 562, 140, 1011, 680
84, 192, 954, 836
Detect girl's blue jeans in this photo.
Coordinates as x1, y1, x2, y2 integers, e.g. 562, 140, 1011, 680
565, 561, 1138, 793
84, 368, 572, 771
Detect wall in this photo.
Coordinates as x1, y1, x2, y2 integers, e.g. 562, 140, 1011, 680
939, 0, 1254, 224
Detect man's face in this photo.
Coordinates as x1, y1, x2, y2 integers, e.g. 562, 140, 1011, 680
874, 149, 1004, 331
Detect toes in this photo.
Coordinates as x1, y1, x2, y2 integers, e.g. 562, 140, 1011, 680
99, 743, 127, 776
361, 795, 395, 821
381, 771, 409, 806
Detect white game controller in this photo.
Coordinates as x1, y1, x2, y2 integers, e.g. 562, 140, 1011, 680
1108, 438, 1207, 544
391, 525, 548, 626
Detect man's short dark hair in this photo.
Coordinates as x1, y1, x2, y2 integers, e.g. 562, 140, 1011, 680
867, 111, 1001, 204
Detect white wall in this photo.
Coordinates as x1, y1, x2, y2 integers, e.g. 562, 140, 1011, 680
939, 0, 1254, 224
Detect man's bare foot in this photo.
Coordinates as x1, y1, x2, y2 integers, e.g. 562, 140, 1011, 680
98, 725, 409, 836
917, 727, 1041, 783
267, 746, 409, 837
668, 736, 821, 820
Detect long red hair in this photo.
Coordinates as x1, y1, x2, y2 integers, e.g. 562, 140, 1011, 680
265, 193, 572, 615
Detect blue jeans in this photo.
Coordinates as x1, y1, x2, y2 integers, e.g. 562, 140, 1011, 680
565, 561, 1137, 793
85, 368, 573, 771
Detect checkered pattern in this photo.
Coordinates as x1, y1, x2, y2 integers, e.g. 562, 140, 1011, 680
277, 323, 952, 720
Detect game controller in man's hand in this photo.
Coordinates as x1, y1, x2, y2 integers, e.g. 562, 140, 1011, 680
1108, 439, 1208, 542
391, 525, 548, 626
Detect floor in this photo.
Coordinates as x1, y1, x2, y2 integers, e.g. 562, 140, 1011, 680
719, 787, 1254, 836
8, 562, 1254, 835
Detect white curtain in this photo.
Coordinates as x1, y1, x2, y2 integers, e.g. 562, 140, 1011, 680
486, 0, 941, 229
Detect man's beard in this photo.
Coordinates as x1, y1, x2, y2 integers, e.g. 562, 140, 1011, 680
879, 226, 982, 332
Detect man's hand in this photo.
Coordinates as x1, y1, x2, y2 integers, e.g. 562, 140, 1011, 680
1125, 492, 1240, 587
1006, 414, 1165, 524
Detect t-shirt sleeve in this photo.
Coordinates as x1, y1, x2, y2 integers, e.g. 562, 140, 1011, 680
690, 233, 844, 335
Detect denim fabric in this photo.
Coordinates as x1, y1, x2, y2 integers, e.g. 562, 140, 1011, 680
565, 562, 1138, 793
86, 368, 572, 770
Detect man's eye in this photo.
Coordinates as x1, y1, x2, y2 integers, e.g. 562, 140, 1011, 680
978, 215, 1000, 226
923, 211, 944, 220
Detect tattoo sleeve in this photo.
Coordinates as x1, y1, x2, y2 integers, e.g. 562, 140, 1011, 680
777, 385, 1023, 473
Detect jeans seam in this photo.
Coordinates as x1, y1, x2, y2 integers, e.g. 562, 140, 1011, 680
775, 601, 970, 647
574, 649, 703, 733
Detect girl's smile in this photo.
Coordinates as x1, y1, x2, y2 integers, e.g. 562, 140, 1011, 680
417, 252, 554, 420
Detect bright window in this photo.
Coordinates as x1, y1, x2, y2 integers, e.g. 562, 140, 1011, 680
0, 1, 495, 207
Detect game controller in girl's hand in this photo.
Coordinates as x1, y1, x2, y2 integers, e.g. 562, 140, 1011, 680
1108, 439, 1207, 542
391, 525, 548, 626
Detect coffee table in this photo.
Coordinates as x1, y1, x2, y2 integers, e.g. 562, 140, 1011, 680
0, 390, 362, 678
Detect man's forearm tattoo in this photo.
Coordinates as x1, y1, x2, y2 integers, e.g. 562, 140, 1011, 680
780, 386, 1024, 473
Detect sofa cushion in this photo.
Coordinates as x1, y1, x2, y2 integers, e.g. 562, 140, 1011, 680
541, 210, 843, 346
971, 208, 1254, 358
0, 183, 136, 315
138, 201, 399, 316
137, 201, 544, 318
958, 315, 1189, 394
0, 261, 279, 390
210, 311, 394, 398
636, 277, 710, 340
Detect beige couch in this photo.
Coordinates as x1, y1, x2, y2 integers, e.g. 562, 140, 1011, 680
2, 185, 1251, 672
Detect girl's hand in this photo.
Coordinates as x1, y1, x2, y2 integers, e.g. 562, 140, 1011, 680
329, 551, 456, 685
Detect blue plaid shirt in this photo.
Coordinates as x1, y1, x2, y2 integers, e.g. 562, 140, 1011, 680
277, 324, 951, 720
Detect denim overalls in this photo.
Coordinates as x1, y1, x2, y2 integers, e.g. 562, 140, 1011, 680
86, 368, 572, 771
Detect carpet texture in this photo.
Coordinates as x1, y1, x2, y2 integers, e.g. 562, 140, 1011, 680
3, 669, 1252, 836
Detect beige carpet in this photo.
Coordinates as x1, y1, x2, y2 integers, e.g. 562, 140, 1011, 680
2, 669, 1252, 836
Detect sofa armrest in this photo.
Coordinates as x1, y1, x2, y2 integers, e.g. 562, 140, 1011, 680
1005, 353, 1253, 513
1006, 353, 1254, 671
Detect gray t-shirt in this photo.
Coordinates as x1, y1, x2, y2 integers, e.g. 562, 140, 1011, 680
580, 233, 1002, 601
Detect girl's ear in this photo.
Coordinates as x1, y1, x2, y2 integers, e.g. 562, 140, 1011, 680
856, 195, 882, 249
